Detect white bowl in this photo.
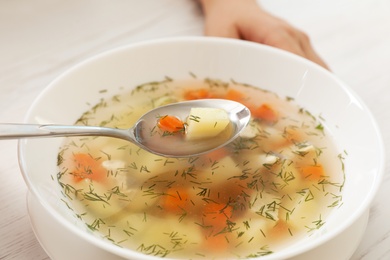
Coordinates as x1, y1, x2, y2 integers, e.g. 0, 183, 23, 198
18, 37, 385, 259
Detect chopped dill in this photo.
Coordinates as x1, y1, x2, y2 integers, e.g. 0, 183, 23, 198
189, 115, 201, 122
55, 76, 345, 259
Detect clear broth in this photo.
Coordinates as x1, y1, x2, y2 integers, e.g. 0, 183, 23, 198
56, 78, 345, 259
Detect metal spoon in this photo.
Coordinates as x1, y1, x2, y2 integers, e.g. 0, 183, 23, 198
0, 99, 250, 157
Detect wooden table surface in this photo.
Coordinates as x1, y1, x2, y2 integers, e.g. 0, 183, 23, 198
1, 0, 390, 259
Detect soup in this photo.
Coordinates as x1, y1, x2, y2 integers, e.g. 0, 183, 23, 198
56, 77, 345, 259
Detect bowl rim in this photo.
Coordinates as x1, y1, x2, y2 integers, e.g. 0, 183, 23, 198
17, 36, 386, 259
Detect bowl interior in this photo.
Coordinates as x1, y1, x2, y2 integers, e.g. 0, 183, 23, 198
18, 37, 385, 259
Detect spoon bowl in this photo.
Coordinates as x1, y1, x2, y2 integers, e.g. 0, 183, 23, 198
0, 99, 250, 157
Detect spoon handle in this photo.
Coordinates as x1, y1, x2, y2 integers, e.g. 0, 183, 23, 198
0, 123, 133, 141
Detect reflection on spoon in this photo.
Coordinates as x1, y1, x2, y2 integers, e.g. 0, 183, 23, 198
0, 99, 250, 157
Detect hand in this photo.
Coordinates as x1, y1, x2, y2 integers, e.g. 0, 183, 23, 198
199, 0, 329, 70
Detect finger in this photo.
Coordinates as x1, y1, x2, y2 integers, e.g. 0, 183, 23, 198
262, 30, 307, 57
264, 22, 330, 70
290, 30, 330, 70
203, 19, 240, 38
300, 41, 330, 70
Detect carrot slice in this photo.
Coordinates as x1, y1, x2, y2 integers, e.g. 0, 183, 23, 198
200, 202, 234, 251
161, 188, 190, 213
71, 153, 106, 182
251, 103, 278, 123
202, 202, 233, 229
183, 88, 210, 100
224, 89, 246, 102
205, 234, 229, 252
300, 164, 325, 181
157, 115, 185, 133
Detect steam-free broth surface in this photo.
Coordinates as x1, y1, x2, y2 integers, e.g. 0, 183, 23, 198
57, 78, 345, 259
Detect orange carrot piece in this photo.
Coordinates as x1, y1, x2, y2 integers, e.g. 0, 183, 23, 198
300, 164, 325, 180
157, 115, 185, 133
205, 234, 229, 252
202, 202, 233, 229
224, 89, 246, 102
161, 188, 190, 213
251, 103, 278, 123
71, 153, 106, 182
183, 88, 210, 100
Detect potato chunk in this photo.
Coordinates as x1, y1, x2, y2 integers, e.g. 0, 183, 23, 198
185, 107, 230, 140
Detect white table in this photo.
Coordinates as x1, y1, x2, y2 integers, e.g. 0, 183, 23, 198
1, 0, 389, 259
